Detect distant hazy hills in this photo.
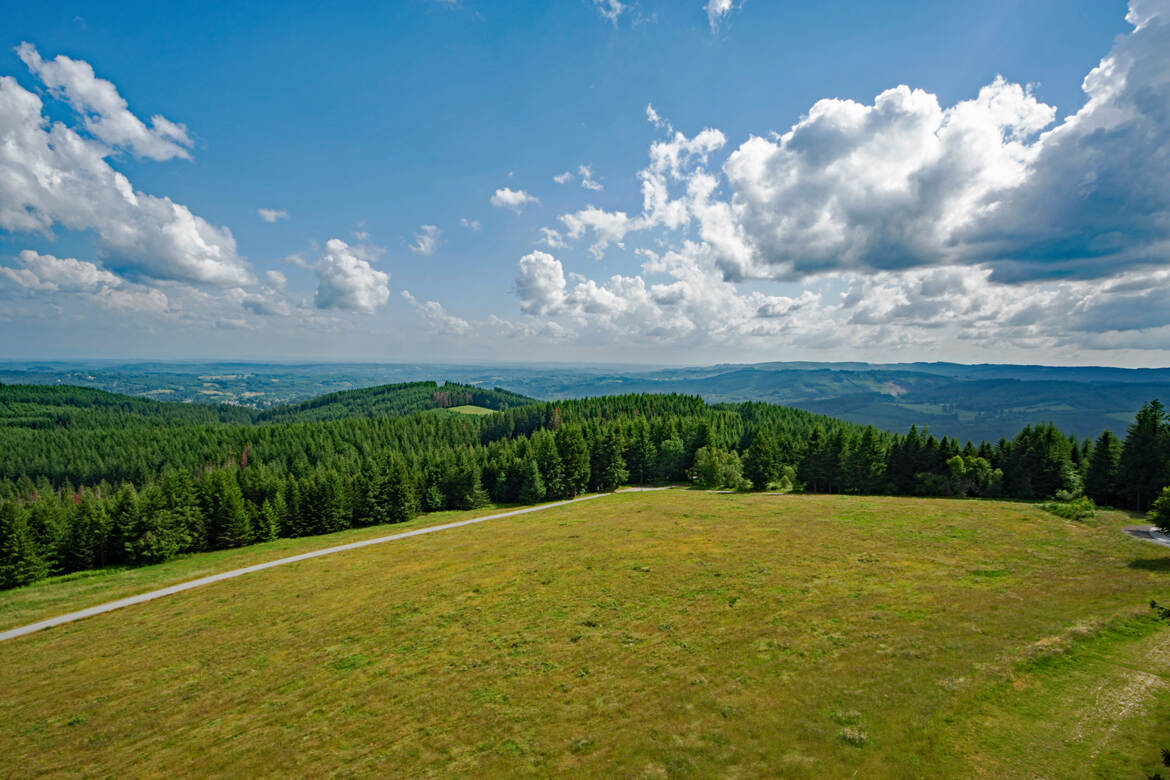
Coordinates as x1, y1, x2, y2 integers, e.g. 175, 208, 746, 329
1, 360, 1167, 441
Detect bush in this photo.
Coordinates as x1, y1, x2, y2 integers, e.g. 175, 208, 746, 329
689, 446, 745, 490
1040, 496, 1096, 521
1151, 485, 1170, 534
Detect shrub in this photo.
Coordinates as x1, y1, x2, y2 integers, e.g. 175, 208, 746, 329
838, 727, 868, 746
1040, 496, 1096, 521
1150, 486, 1170, 534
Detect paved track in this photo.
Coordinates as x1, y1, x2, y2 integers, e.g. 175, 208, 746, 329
1123, 525, 1170, 548
0, 491, 653, 643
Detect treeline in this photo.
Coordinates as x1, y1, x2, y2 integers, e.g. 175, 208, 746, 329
254, 381, 534, 423
0, 383, 255, 429
1, 390, 1168, 591
0, 380, 533, 432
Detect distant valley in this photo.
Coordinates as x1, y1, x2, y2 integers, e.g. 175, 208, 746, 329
2, 359, 1168, 441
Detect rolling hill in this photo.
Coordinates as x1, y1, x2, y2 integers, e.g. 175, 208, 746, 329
3, 359, 1166, 441
1, 490, 1168, 776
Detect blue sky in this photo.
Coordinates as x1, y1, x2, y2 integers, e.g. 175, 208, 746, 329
2, 0, 1169, 366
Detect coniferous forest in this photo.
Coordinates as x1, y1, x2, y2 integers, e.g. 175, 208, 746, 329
0, 382, 1168, 591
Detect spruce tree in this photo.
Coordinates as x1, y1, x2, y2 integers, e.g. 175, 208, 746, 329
517, 459, 547, 504
372, 458, 419, 523
626, 422, 657, 484
591, 430, 629, 492
201, 469, 251, 549
556, 425, 590, 497
0, 501, 48, 588
743, 430, 778, 490
1085, 430, 1122, 507
1120, 400, 1170, 512
532, 431, 565, 498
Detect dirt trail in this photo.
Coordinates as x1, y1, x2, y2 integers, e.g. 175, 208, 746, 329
0, 489, 666, 643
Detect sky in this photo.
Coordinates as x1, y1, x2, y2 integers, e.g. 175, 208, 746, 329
1, 0, 1169, 367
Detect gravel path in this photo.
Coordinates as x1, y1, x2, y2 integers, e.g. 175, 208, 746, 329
0, 490, 664, 643
1123, 525, 1170, 548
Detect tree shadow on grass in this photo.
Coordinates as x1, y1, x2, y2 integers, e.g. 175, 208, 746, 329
1128, 557, 1170, 573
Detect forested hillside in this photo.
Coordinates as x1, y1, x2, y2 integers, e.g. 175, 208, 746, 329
0, 384, 255, 429
4, 360, 1167, 440
254, 381, 534, 423
0, 385, 1167, 591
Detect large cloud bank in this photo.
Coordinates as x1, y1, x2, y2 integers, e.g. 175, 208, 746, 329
501, 0, 1170, 357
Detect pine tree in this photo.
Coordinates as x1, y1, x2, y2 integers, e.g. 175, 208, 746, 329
0, 501, 48, 588
626, 421, 657, 484
743, 430, 778, 490
799, 426, 831, 493
556, 425, 590, 497
591, 429, 628, 492
201, 469, 251, 549
517, 459, 547, 504
1120, 400, 1170, 512
62, 494, 111, 572
444, 451, 489, 510
1085, 430, 1122, 507
532, 431, 565, 499
655, 438, 686, 482
107, 483, 140, 566
371, 458, 419, 523
845, 427, 886, 494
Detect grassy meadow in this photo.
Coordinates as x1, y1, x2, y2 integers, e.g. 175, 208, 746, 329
446, 404, 498, 416
2, 491, 1169, 777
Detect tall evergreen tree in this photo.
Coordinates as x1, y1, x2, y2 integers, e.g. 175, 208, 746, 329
743, 430, 778, 490
626, 421, 657, 484
845, 427, 886, 494
531, 430, 565, 498
517, 459, 547, 504
0, 501, 48, 588
200, 469, 251, 549
371, 458, 419, 524
591, 430, 629, 492
62, 495, 110, 572
655, 438, 687, 482
1085, 430, 1123, 507
1120, 400, 1170, 512
556, 425, 590, 497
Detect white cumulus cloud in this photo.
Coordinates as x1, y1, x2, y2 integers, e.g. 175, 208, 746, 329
16, 43, 192, 161
258, 208, 288, 223
0, 249, 171, 315
314, 238, 390, 312
0, 47, 252, 287
0, 249, 122, 291
515, 251, 567, 315
491, 187, 539, 212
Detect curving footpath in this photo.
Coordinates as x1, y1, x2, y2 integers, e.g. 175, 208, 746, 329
0, 490, 664, 644
1124, 524, 1170, 549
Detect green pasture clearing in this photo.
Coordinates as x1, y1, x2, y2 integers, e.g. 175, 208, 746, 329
446, 404, 497, 415
0, 505, 521, 632
2, 491, 1169, 777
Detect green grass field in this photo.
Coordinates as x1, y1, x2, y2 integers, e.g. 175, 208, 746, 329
446, 404, 496, 415
2, 492, 1169, 777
